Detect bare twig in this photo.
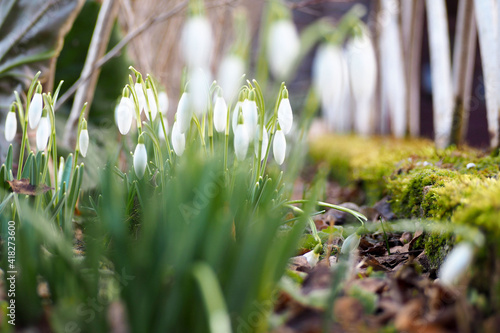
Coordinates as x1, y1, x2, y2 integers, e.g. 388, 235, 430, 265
63, 0, 119, 144
55, 0, 236, 112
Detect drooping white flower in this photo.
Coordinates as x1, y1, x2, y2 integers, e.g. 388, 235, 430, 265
134, 82, 147, 114
133, 140, 148, 179
28, 92, 43, 129
159, 116, 169, 140
4, 110, 17, 142
36, 115, 50, 151
341, 233, 361, 254
255, 127, 269, 161
242, 99, 258, 141
313, 44, 348, 131
171, 121, 186, 156
277, 97, 293, 135
181, 16, 213, 68
145, 88, 158, 121
158, 91, 169, 115
189, 67, 211, 118
213, 95, 228, 133
303, 250, 320, 267
177, 92, 192, 134
57, 156, 65, 186
346, 31, 378, 136
79, 130, 89, 158
217, 55, 245, 103
115, 97, 134, 135
273, 129, 286, 165
438, 243, 474, 286
234, 123, 249, 161
267, 20, 300, 79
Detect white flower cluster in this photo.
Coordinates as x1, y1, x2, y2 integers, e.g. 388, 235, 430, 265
4, 83, 88, 157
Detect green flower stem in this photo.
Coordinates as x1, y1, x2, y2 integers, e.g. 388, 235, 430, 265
286, 200, 367, 225
148, 75, 173, 165
284, 204, 320, 243
192, 116, 206, 150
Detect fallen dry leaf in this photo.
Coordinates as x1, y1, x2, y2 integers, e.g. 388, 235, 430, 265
7, 179, 52, 195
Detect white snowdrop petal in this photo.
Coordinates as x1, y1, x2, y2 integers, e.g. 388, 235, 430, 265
177, 92, 192, 134
36, 117, 50, 151
213, 96, 228, 133
438, 243, 474, 286
273, 129, 286, 165
217, 55, 245, 103
133, 143, 148, 179
189, 67, 211, 118
242, 100, 258, 141
303, 250, 320, 267
146, 88, 158, 121
341, 233, 361, 254
28, 93, 43, 129
158, 91, 169, 115
277, 98, 293, 134
181, 16, 213, 68
234, 124, 249, 160
79, 129, 89, 157
5, 112, 17, 142
172, 121, 186, 156
267, 20, 300, 79
116, 97, 134, 135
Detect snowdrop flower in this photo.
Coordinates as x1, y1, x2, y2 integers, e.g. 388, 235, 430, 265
213, 94, 228, 133
189, 67, 211, 118
341, 233, 361, 254
133, 135, 148, 179
466, 163, 476, 169
255, 128, 268, 161
134, 82, 147, 114
57, 157, 65, 186
158, 91, 169, 115
145, 88, 158, 121
217, 54, 245, 103
28, 84, 43, 129
313, 44, 346, 130
267, 20, 300, 79
438, 242, 474, 286
4, 106, 17, 142
273, 128, 286, 165
36, 112, 50, 151
303, 250, 320, 267
171, 121, 186, 156
302, 244, 322, 267
242, 97, 258, 141
79, 119, 89, 157
181, 16, 213, 68
234, 109, 249, 160
115, 96, 134, 135
177, 92, 192, 134
159, 116, 169, 141
277, 90, 293, 134
346, 31, 377, 136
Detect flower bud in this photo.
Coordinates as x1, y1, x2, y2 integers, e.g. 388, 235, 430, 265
277, 91, 293, 135
145, 88, 158, 121
438, 242, 474, 286
79, 119, 89, 157
181, 16, 213, 68
133, 137, 148, 179
4, 106, 17, 142
36, 113, 50, 151
158, 91, 169, 115
267, 20, 300, 79
341, 233, 361, 254
273, 129, 286, 165
234, 123, 249, 160
177, 92, 192, 134
115, 97, 134, 135
135, 81, 147, 115
217, 55, 245, 103
28, 84, 43, 129
213, 95, 228, 133
172, 121, 186, 156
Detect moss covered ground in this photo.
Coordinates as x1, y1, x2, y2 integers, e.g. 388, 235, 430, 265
309, 134, 500, 259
